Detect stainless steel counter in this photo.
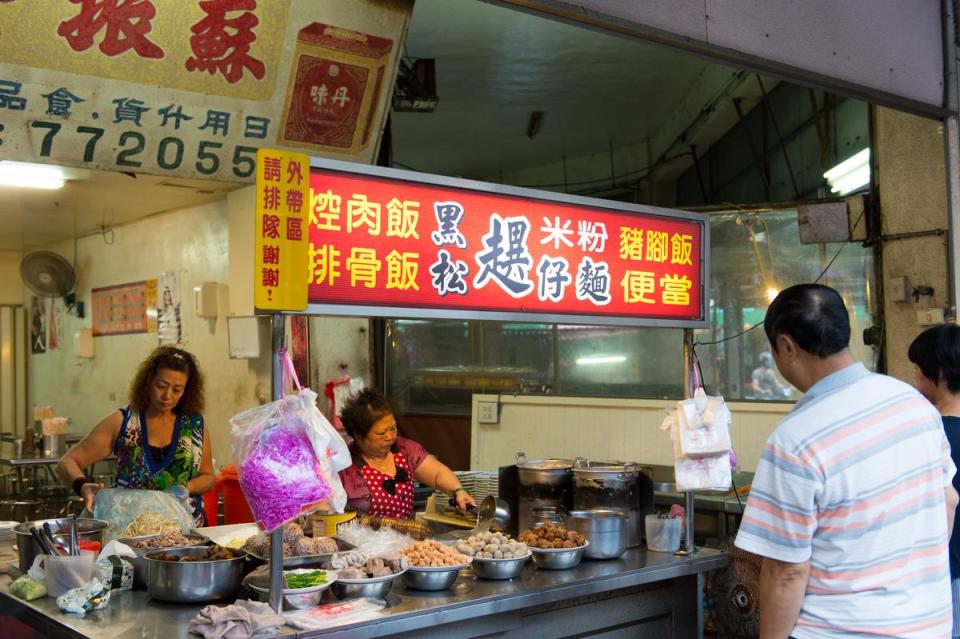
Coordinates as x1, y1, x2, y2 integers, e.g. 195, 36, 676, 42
0, 548, 727, 639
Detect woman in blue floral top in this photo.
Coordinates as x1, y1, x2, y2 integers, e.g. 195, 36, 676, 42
57, 346, 214, 525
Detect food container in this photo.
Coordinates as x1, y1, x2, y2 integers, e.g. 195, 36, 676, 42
117, 534, 210, 589
44, 550, 97, 598
245, 568, 337, 610
531, 506, 564, 527
572, 459, 643, 547
645, 515, 682, 553
530, 542, 589, 570
15, 518, 109, 573
331, 570, 405, 599
470, 552, 531, 580
516, 459, 573, 533
402, 561, 471, 591
143, 546, 246, 603
566, 509, 628, 559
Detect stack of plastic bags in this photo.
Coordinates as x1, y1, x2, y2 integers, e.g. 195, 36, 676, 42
660, 388, 733, 490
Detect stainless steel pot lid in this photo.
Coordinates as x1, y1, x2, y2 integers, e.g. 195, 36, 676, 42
571, 460, 639, 474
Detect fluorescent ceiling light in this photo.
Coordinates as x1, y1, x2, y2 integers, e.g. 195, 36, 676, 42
0, 161, 65, 190
575, 355, 627, 366
823, 148, 869, 195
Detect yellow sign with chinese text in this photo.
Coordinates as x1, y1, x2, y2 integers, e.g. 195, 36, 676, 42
255, 148, 309, 311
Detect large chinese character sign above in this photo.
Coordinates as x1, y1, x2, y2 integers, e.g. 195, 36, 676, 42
304, 161, 709, 328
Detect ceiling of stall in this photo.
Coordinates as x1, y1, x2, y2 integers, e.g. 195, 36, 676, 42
2, 0, 762, 253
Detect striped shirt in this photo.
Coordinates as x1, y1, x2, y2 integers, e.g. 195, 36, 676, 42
735, 363, 956, 639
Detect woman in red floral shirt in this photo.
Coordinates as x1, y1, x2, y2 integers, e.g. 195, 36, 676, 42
338, 390, 475, 519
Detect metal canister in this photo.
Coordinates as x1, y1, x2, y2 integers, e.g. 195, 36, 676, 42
572, 459, 642, 547
516, 458, 573, 533
531, 506, 564, 527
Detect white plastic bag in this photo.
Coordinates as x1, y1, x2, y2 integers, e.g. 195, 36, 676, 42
93, 488, 194, 543
661, 387, 734, 491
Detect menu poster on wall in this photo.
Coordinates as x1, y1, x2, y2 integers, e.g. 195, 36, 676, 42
254, 148, 310, 311
157, 271, 182, 345
306, 166, 707, 327
48, 298, 62, 351
30, 296, 46, 354
92, 280, 158, 337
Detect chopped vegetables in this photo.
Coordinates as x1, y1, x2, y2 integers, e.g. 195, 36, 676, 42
284, 570, 328, 589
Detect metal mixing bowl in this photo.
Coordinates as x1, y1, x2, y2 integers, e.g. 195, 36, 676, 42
244, 569, 337, 610
331, 570, 405, 599
401, 562, 470, 590
530, 542, 589, 570
144, 546, 246, 603
470, 552, 530, 580
117, 534, 209, 589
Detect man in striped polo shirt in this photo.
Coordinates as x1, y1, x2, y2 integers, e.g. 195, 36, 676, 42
736, 284, 959, 638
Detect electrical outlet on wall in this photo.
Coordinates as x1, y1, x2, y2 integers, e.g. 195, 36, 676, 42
917, 308, 945, 326
477, 401, 499, 424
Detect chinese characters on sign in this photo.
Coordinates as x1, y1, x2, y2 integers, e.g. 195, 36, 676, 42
255, 148, 309, 310
92, 279, 157, 336
305, 169, 705, 324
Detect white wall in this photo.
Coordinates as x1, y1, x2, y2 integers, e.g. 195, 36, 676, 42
471, 393, 788, 472
26, 200, 272, 467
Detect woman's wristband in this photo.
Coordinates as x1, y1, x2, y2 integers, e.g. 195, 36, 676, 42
452, 487, 468, 497
72, 476, 93, 496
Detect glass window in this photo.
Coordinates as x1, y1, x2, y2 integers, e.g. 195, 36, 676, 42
384, 208, 876, 412
694, 209, 875, 401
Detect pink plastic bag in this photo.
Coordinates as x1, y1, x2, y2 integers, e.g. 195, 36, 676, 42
230, 351, 335, 532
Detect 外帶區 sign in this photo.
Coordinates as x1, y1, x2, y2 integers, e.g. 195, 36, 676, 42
301, 162, 708, 328
255, 149, 309, 311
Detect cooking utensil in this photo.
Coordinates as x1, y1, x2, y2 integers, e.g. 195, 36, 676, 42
566, 509, 628, 559
529, 542, 589, 570
29, 527, 55, 556
401, 561, 471, 591
469, 552, 530, 580
68, 515, 79, 556
143, 546, 246, 603
41, 523, 67, 556
15, 518, 109, 572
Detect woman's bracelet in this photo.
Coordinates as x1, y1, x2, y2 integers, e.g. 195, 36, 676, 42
72, 476, 93, 496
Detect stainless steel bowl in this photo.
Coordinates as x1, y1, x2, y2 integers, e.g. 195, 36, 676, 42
470, 553, 530, 580
566, 509, 628, 559
530, 542, 589, 570
331, 570, 404, 599
144, 546, 246, 603
15, 518, 109, 572
117, 534, 209, 589
244, 570, 337, 610
401, 562, 470, 590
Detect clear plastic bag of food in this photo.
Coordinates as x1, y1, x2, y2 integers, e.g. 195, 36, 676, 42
230, 351, 343, 531
93, 488, 194, 543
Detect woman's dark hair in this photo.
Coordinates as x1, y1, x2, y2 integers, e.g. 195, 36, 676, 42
764, 284, 850, 357
128, 346, 204, 414
908, 324, 960, 392
340, 389, 393, 441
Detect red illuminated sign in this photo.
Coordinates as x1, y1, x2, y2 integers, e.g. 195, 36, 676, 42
306, 163, 708, 327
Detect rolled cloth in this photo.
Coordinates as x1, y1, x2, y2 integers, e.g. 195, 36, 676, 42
187, 599, 286, 639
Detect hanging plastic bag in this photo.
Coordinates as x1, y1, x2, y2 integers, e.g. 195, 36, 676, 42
230, 350, 345, 531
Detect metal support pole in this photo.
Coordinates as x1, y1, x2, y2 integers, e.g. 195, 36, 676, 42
677, 328, 697, 556
942, 0, 960, 318
268, 313, 285, 614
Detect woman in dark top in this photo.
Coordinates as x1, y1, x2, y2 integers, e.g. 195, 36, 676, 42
909, 324, 960, 638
